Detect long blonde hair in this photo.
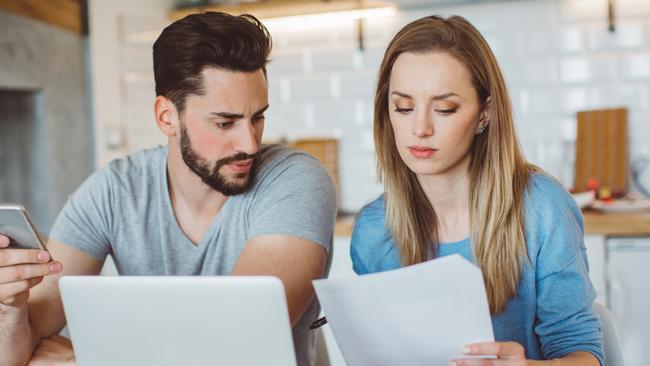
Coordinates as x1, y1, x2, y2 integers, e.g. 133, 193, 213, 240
374, 15, 537, 314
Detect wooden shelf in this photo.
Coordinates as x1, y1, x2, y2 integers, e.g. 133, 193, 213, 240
0, 0, 83, 34
169, 0, 394, 21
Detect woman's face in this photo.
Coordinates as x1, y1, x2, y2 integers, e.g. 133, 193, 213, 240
388, 51, 488, 178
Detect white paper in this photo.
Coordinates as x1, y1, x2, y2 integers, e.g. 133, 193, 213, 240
313, 254, 494, 366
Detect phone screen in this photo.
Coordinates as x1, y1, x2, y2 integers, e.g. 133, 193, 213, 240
0, 205, 47, 251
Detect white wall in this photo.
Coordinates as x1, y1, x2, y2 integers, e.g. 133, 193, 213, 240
88, 0, 173, 168
92, 0, 650, 212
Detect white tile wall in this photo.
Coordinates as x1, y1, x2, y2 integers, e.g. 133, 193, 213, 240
558, 26, 587, 53
619, 52, 650, 80
560, 56, 618, 84
103, 0, 650, 212
586, 21, 646, 51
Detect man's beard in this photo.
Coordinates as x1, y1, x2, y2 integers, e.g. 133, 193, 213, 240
179, 123, 257, 196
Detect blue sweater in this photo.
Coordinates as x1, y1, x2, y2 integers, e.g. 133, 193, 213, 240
350, 174, 604, 364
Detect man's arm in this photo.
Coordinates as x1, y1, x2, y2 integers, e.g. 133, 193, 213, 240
28, 240, 103, 342
231, 234, 327, 326
0, 238, 102, 366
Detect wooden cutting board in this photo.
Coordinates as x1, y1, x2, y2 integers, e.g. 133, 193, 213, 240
575, 108, 628, 193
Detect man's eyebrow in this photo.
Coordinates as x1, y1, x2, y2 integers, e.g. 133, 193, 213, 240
209, 104, 269, 119
253, 104, 269, 116
210, 112, 243, 119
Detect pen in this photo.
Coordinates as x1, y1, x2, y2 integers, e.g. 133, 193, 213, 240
310, 316, 327, 330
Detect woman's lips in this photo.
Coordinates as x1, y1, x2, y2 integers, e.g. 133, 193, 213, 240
408, 146, 437, 159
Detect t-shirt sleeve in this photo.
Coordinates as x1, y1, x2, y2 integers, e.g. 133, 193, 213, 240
530, 177, 604, 365
247, 153, 337, 253
350, 197, 391, 275
49, 168, 114, 262
350, 210, 373, 275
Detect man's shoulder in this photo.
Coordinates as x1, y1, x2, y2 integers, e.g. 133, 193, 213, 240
104, 145, 166, 175
94, 145, 166, 192
253, 144, 333, 186
256, 144, 320, 169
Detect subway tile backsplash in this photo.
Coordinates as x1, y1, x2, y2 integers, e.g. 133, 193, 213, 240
111, 0, 650, 212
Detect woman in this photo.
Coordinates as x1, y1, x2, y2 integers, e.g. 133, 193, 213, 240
350, 15, 603, 366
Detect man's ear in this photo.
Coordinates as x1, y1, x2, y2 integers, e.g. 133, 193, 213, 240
154, 96, 179, 137
476, 96, 492, 134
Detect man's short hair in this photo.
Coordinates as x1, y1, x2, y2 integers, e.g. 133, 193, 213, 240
153, 12, 272, 113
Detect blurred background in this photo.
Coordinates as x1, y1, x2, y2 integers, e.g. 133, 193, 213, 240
1, 0, 650, 365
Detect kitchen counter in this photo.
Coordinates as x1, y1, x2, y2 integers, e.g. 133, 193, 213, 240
335, 210, 650, 237
583, 210, 650, 236
334, 215, 355, 237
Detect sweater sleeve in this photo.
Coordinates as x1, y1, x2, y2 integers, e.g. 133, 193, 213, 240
530, 175, 604, 365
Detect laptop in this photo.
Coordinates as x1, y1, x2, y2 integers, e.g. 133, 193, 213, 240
59, 276, 297, 366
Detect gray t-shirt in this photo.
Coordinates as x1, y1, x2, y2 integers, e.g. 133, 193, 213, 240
50, 144, 337, 366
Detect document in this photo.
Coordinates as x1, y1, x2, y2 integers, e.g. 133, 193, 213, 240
313, 254, 494, 366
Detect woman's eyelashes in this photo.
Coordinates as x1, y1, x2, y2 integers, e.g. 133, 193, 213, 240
436, 108, 458, 115
394, 107, 413, 113
392, 106, 458, 115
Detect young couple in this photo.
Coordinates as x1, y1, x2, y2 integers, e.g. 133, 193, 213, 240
0, 12, 602, 366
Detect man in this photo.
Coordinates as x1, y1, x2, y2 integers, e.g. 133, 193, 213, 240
0, 12, 336, 366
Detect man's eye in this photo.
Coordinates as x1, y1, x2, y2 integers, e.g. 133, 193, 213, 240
216, 121, 235, 129
253, 115, 265, 123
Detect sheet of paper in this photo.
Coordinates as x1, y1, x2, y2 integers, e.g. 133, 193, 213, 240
313, 254, 494, 366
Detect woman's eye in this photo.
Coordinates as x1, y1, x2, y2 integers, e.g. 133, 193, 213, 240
394, 107, 413, 113
436, 108, 457, 115
253, 115, 265, 124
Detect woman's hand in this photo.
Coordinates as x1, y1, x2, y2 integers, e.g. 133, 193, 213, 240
450, 341, 528, 366
27, 335, 76, 366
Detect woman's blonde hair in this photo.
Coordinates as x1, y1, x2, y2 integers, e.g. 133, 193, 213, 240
374, 15, 537, 314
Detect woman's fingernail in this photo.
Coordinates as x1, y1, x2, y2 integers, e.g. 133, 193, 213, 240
462, 346, 471, 354
49, 262, 62, 272
448, 362, 458, 366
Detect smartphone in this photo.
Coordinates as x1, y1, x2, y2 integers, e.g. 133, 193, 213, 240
0, 204, 50, 253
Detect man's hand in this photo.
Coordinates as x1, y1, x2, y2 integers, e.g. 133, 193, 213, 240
27, 335, 76, 366
0, 235, 62, 308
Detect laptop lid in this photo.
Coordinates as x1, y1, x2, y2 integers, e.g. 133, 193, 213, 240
59, 276, 297, 366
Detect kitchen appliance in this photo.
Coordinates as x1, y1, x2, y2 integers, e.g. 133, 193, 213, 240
607, 237, 650, 366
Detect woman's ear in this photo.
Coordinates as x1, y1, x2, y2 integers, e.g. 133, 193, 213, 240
476, 96, 492, 134
154, 96, 179, 137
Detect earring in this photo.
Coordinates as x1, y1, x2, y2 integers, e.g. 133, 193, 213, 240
476, 127, 485, 135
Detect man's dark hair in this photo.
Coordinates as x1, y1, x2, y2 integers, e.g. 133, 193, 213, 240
153, 12, 272, 113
